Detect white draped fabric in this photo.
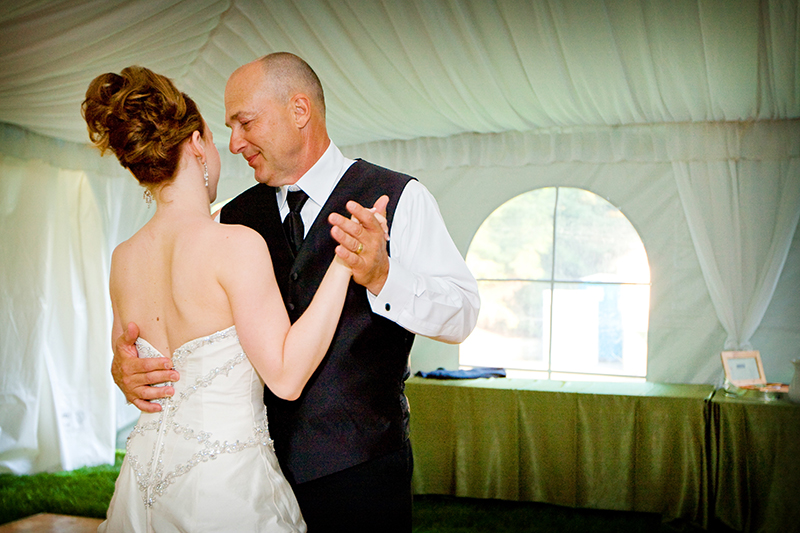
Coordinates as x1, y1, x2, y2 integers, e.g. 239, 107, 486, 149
1, 0, 798, 473
0, 137, 116, 474
673, 159, 800, 352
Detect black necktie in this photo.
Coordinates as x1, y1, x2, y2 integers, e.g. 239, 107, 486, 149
283, 190, 309, 255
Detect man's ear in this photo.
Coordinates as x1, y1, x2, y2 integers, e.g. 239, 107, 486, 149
292, 94, 312, 129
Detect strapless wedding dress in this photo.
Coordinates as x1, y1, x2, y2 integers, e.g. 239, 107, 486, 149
99, 326, 306, 532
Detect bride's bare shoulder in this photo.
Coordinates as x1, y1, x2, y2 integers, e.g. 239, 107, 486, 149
108, 234, 146, 293
109, 234, 139, 266
210, 223, 270, 260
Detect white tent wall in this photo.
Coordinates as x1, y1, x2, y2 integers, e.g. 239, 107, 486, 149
1, 127, 120, 474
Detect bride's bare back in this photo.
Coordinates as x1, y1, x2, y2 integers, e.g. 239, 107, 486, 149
110, 211, 246, 357
110, 205, 350, 401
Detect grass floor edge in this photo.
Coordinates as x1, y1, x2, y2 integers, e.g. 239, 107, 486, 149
2, 453, 722, 532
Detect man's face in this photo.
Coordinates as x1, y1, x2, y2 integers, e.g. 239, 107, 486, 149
224, 64, 303, 187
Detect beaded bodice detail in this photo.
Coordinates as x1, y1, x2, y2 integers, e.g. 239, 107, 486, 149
128, 326, 273, 508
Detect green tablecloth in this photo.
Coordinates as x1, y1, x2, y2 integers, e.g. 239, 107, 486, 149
406, 377, 715, 525
709, 394, 800, 533
406, 377, 800, 531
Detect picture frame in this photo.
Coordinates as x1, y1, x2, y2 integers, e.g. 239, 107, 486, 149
720, 350, 766, 387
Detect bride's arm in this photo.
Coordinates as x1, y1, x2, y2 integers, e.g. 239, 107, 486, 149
218, 226, 351, 400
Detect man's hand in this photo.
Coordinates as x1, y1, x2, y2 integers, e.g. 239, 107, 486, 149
112, 322, 179, 413
328, 195, 390, 295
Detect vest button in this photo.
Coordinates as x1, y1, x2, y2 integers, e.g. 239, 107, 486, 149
385, 303, 391, 312
287, 303, 295, 311
291, 272, 299, 281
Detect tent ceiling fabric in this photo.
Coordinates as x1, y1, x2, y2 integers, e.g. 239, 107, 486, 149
0, 0, 797, 149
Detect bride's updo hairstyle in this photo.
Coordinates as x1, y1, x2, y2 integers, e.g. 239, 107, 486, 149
82, 66, 205, 186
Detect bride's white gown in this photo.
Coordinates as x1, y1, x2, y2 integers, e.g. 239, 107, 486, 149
99, 326, 306, 532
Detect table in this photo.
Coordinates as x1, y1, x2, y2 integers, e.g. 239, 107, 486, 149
405, 377, 715, 526
709, 394, 800, 532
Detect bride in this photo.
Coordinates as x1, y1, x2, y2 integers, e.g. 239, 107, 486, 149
83, 66, 353, 532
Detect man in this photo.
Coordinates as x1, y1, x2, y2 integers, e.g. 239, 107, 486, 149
113, 52, 479, 531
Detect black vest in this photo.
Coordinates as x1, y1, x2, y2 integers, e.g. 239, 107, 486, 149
220, 160, 416, 484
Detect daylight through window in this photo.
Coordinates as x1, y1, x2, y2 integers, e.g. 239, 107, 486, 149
460, 187, 650, 381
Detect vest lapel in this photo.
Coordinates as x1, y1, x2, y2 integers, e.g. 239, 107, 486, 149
232, 184, 294, 301
294, 161, 364, 270
293, 160, 405, 268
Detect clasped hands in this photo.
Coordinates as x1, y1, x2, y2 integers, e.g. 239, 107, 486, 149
113, 195, 391, 412
329, 195, 390, 296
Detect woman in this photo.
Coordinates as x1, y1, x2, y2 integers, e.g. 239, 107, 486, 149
84, 66, 350, 532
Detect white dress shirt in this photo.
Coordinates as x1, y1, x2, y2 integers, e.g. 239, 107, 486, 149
277, 142, 480, 343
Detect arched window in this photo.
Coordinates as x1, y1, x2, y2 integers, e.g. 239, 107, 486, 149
460, 187, 650, 381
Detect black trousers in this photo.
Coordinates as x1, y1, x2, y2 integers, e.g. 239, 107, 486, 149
291, 440, 414, 533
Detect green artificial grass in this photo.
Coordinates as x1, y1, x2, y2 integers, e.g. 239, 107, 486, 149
0, 451, 123, 525
412, 495, 663, 533
1, 453, 720, 532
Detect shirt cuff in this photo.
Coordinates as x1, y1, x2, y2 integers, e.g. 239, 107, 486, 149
368, 256, 415, 320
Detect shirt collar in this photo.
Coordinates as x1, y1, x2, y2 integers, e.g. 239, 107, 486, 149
278, 142, 354, 209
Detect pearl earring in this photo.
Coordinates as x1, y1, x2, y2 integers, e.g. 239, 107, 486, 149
203, 162, 209, 187
143, 189, 153, 208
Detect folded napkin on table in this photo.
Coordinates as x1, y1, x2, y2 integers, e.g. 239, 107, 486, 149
415, 367, 506, 380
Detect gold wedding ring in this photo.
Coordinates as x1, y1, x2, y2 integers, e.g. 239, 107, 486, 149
355, 242, 364, 255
